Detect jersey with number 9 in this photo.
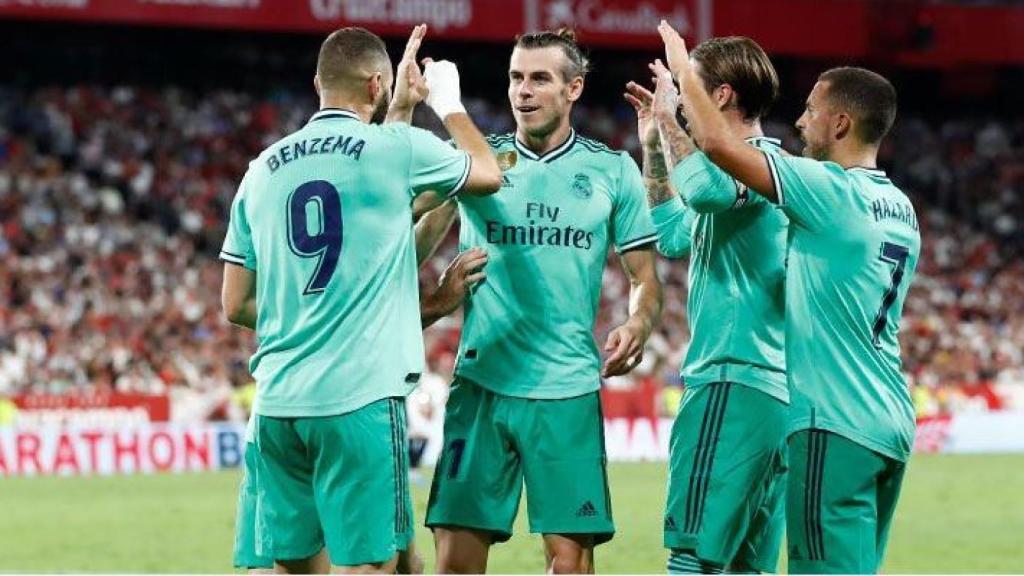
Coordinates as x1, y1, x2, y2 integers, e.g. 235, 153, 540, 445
763, 153, 921, 462
220, 109, 471, 418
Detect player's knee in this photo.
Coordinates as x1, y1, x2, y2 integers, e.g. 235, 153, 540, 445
332, 557, 397, 574
548, 548, 592, 574
548, 549, 589, 569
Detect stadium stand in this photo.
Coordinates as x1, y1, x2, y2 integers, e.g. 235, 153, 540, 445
1, 86, 1021, 418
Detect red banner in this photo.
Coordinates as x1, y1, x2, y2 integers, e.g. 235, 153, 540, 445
0, 0, 526, 39
0, 0, 706, 45
526, 0, 706, 47
0, 1, 1021, 63
11, 391, 171, 424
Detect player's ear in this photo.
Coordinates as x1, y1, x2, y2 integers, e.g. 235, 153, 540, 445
313, 74, 322, 98
567, 76, 585, 103
713, 84, 733, 111
368, 71, 383, 103
834, 112, 853, 141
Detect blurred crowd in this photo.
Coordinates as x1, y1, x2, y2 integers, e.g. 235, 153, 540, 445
0, 86, 1021, 420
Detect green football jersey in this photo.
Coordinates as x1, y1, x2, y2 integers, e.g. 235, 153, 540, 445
764, 153, 921, 461
454, 130, 657, 399
651, 137, 789, 402
650, 197, 695, 258
221, 108, 471, 418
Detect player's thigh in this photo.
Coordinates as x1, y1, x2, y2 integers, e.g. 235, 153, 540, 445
664, 383, 787, 568
301, 398, 407, 567
254, 415, 323, 561
434, 527, 492, 574
519, 391, 614, 544
234, 442, 274, 570
787, 429, 887, 574
873, 457, 908, 570
426, 379, 523, 542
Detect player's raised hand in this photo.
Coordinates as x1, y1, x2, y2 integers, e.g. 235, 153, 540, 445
391, 24, 429, 113
624, 80, 659, 149
657, 20, 692, 82
422, 58, 467, 119
602, 321, 645, 377
649, 59, 681, 120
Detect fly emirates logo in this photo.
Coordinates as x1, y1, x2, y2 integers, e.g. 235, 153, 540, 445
485, 202, 595, 250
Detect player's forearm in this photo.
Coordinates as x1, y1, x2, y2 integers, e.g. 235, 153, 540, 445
415, 200, 458, 267
642, 138, 676, 208
420, 289, 455, 328
443, 113, 502, 195
626, 269, 663, 342
656, 109, 697, 168
386, 103, 415, 124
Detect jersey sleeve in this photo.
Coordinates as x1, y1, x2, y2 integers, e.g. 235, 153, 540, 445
649, 194, 694, 258
671, 152, 756, 213
407, 126, 472, 198
612, 152, 659, 253
220, 171, 257, 270
763, 152, 847, 231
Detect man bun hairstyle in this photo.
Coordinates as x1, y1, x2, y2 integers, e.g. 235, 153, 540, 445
317, 27, 391, 91
690, 36, 779, 122
818, 66, 898, 145
515, 27, 591, 81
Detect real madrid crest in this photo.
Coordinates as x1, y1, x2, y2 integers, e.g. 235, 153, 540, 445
497, 151, 518, 171
571, 173, 593, 199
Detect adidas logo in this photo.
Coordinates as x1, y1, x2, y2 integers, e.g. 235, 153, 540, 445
501, 175, 514, 188
575, 501, 598, 517
664, 516, 677, 531
789, 545, 803, 560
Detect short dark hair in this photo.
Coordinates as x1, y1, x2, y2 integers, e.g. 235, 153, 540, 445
818, 67, 898, 145
514, 28, 591, 81
317, 27, 390, 91
690, 36, 779, 121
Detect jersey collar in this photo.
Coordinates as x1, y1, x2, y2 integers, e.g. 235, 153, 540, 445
308, 108, 361, 123
515, 128, 577, 163
847, 166, 890, 180
744, 136, 782, 146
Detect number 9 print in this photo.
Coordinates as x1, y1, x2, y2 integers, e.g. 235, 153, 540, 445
287, 180, 343, 295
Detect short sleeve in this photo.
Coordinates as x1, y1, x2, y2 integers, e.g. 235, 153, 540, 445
407, 126, 471, 198
613, 153, 658, 253
220, 172, 257, 270
763, 152, 847, 231
672, 152, 748, 213
649, 194, 695, 258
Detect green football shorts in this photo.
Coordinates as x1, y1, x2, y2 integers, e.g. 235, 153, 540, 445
233, 442, 273, 569
664, 382, 788, 572
787, 429, 907, 574
253, 397, 414, 566
425, 378, 614, 544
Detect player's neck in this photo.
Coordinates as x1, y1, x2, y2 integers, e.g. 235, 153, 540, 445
516, 121, 573, 156
828, 142, 879, 170
318, 97, 373, 123
724, 110, 763, 141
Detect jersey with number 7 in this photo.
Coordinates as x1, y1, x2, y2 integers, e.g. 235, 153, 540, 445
763, 153, 921, 462
220, 108, 471, 418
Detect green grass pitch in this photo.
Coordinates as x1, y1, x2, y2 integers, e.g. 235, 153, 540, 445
1, 454, 1022, 573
